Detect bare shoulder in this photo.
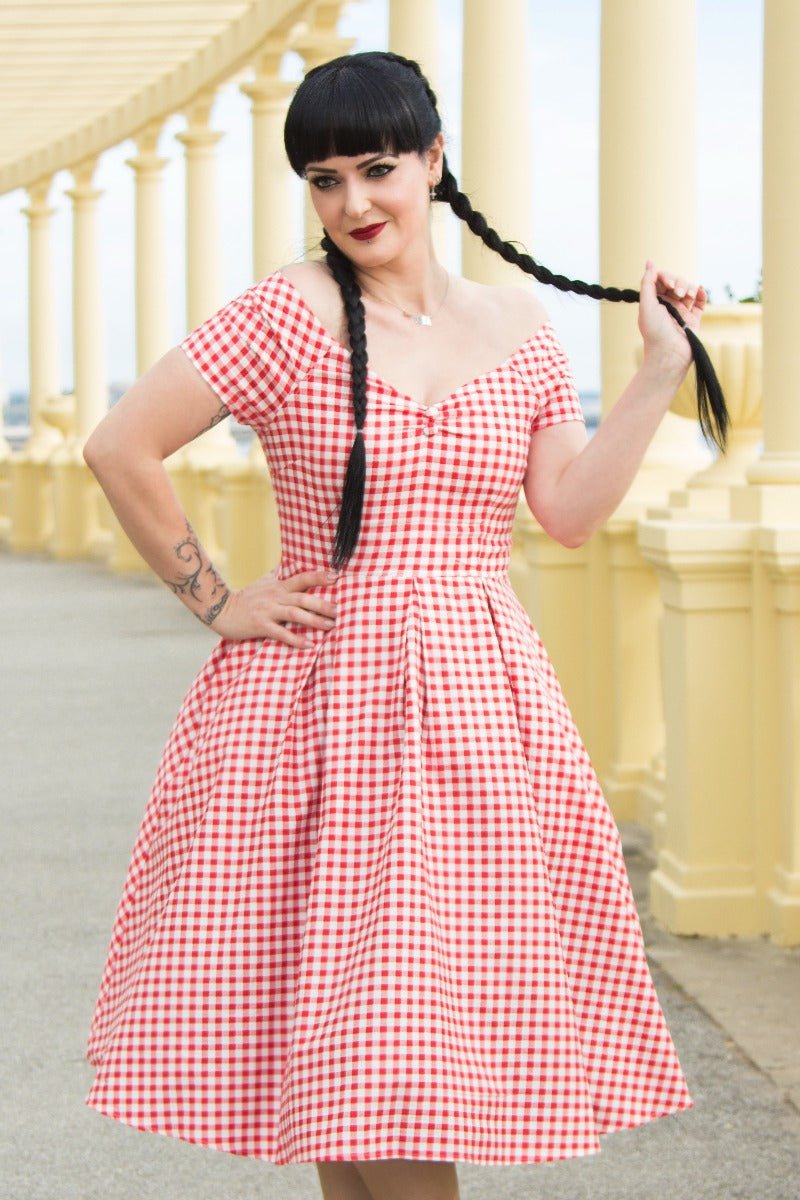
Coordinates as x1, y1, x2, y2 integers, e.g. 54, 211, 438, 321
459, 278, 551, 344
494, 283, 551, 333
276, 259, 342, 331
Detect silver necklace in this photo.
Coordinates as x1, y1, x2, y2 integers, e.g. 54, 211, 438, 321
359, 271, 450, 327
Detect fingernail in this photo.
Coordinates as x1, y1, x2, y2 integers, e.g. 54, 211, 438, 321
325, 569, 340, 580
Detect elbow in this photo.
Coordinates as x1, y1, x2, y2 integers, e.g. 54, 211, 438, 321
83, 422, 127, 480
559, 529, 588, 550
528, 506, 588, 549
83, 429, 111, 476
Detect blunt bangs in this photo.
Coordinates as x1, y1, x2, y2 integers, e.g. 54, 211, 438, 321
284, 53, 440, 176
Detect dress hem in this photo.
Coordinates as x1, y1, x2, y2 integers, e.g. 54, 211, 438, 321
84, 1091, 694, 1168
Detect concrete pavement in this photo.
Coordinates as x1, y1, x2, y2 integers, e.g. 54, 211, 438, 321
2, 552, 798, 1200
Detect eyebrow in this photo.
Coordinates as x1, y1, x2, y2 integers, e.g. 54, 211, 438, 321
305, 153, 393, 176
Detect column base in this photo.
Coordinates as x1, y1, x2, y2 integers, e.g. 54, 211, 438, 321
49, 443, 102, 560
636, 749, 666, 837
602, 760, 650, 823
646, 483, 731, 521
213, 457, 279, 590
767, 866, 800, 946
650, 849, 762, 936
731, 481, 800, 524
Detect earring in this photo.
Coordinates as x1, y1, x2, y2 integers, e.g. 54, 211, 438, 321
429, 179, 439, 201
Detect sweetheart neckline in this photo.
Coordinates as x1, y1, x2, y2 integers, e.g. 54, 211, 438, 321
274, 270, 553, 413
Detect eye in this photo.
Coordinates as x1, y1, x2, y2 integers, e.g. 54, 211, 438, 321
367, 163, 395, 177
309, 163, 396, 190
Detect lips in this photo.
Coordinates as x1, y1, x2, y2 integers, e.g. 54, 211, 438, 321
350, 223, 387, 241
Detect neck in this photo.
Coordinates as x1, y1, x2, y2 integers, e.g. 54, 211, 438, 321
354, 242, 447, 314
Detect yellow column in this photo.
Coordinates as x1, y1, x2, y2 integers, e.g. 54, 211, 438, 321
213, 53, 296, 588
50, 157, 108, 559
736, 0, 800, 506
600, 0, 706, 490
641, 526, 760, 935
292, 5, 355, 256
728, 0, 800, 945
9, 177, 62, 552
241, 49, 298, 277
173, 90, 237, 562
67, 159, 108, 441
106, 122, 173, 573
22, 180, 62, 448
461, 0, 533, 286
763, 532, 800, 945
389, 0, 450, 267
126, 122, 171, 374
175, 93, 239, 470
176, 92, 227, 335
593, 0, 707, 829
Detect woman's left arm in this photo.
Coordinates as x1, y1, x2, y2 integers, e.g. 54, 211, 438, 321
523, 261, 705, 549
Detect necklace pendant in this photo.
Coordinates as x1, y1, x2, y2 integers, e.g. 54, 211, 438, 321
408, 313, 432, 327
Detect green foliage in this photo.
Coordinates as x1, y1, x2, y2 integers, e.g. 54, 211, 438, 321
721, 270, 762, 304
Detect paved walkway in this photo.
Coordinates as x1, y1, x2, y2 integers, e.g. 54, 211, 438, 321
2, 553, 799, 1200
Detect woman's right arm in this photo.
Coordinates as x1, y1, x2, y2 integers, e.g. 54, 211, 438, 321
83, 346, 338, 645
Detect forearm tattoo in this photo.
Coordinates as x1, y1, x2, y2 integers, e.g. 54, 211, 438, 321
162, 518, 231, 626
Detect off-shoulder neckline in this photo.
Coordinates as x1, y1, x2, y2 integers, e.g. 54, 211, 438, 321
273, 269, 554, 414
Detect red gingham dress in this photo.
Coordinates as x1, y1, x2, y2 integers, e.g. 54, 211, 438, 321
84, 270, 693, 1166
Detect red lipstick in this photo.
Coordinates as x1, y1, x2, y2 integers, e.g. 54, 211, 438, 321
350, 222, 387, 241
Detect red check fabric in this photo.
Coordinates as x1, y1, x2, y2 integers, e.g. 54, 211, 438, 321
84, 270, 693, 1166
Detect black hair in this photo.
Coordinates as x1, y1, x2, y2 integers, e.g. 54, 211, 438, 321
284, 50, 729, 570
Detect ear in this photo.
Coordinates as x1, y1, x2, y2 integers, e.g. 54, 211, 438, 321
426, 132, 445, 174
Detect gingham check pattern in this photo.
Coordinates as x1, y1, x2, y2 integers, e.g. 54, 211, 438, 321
84, 271, 693, 1166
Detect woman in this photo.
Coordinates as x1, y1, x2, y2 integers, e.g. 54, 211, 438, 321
83, 51, 723, 1200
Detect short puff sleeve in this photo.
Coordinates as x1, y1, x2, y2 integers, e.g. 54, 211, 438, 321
179, 278, 302, 432
525, 323, 586, 435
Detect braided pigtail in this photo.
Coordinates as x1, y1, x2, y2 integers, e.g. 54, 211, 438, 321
321, 233, 369, 570
436, 164, 728, 454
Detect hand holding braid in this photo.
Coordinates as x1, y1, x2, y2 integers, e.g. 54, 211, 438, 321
435, 160, 726, 452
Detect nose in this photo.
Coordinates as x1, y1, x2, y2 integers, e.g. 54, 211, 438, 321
343, 178, 371, 219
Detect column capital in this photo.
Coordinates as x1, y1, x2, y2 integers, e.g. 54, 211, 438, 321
69, 156, 101, 191
24, 175, 56, 213
132, 119, 169, 158
174, 127, 225, 153
303, 1, 349, 38
64, 181, 103, 205
251, 39, 286, 78
22, 195, 57, 223
240, 76, 296, 114
745, 454, 800, 486
292, 33, 355, 72
124, 151, 171, 179
182, 88, 220, 132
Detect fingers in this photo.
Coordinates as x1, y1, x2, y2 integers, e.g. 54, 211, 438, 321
276, 572, 338, 648
283, 567, 340, 590
282, 601, 337, 629
650, 265, 706, 312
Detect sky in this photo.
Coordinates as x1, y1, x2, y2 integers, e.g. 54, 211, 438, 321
0, 0, 763, 397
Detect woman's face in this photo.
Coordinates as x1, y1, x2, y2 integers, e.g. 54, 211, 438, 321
304, 136, 443, 263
